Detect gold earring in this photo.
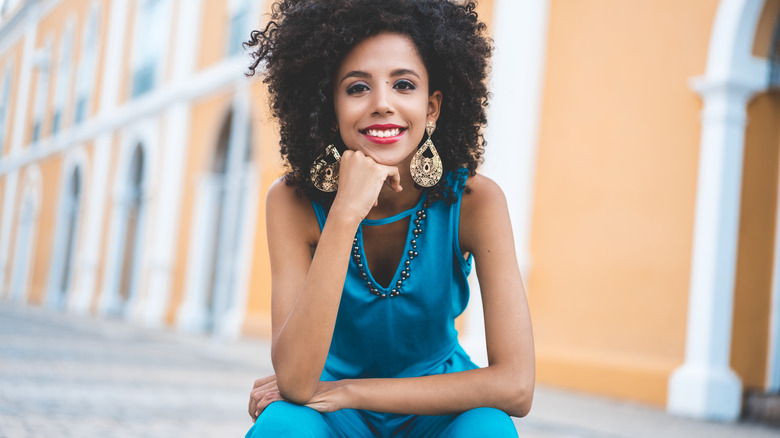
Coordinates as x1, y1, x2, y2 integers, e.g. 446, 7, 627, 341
410, 121, 442, 187
310, 144, 341, 192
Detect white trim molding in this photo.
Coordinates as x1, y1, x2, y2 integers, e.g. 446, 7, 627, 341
8, 165, 42, 303
138, 0, 203, 328
667, 0, 769, 422
462, 0, 549, 364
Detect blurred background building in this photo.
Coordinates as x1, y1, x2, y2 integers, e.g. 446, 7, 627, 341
0, 0, 778, 426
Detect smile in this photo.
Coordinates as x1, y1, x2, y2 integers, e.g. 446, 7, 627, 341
360, 125, 407, 143
366, 128, 402, 138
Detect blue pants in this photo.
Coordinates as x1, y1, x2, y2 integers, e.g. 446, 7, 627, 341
246, 401, 518, 437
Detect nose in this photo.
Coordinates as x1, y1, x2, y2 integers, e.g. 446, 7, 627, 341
371, 85, 394, 115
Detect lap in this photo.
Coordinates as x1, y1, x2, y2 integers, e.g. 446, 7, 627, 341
246, 401, 372, 438
440, 407, 519, 437
246, 402, 517, 438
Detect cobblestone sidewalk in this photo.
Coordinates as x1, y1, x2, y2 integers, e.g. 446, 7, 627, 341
0, 303, 272, 438
2, 302, 779, 437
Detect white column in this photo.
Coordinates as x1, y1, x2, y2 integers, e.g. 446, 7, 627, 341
0, 4, 37, 298
667, 0, 768, 422
70, 136, 112, 313
667, 79, 760, 421
177, 175, 219, 333
140, 0, 202, 326
213, 86, 251, 337
481, 0, 549, 279
461, 0, 549, 364
71, 0, 128, 314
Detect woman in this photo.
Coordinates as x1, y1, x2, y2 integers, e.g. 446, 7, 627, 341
245, 1, 534, 436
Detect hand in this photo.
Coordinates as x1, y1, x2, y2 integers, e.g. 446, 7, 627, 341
332, 150, 403, 223
248, 375, 285, 422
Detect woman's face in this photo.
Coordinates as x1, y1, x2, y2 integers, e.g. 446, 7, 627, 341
333, 33, 442, 167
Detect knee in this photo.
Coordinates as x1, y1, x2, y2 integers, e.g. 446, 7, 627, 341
246, 401, 330, 438
444, 407, 518, 438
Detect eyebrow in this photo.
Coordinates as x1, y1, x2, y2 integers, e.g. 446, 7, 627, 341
338, 68, 422, 85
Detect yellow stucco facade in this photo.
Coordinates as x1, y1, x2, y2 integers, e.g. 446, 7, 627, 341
1, 0, 779, 420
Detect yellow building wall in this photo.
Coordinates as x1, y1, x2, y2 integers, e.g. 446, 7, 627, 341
27, 158, 62, 304
1, 41, 22, 156
530, 0, 718, 406
732, 92, 780, 390
198, 0, 230, 71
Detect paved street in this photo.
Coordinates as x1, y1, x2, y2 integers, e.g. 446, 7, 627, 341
1, 302, 780, 437
0, 302, 272, 437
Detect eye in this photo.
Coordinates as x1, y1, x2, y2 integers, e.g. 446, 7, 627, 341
394, 79, 416, 91
346, 83, 370, 95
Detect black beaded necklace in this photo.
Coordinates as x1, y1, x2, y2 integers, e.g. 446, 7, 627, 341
352, 199, 431, 298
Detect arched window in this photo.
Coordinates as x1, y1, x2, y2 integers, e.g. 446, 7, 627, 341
31, 37, 52, 143
117, 145, 145, 304
131, 0, 171, 97
227, 0, 251, 56
75, 2, 100, 124
52, 19, 75, 134
50, 166, 83, 307
204, 113, 251, 331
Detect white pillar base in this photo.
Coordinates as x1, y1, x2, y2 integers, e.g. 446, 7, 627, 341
668, 363, 742, 421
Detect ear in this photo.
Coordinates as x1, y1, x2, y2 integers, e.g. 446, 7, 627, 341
427, 90, 443, 122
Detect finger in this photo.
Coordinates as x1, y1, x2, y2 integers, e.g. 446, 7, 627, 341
384, 167, 402, 192
254, 391, 283, 420
255, 380, 279, 393
253, 375, 277, 389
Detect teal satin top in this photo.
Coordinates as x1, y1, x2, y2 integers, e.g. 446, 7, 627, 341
311, 169, 477, 381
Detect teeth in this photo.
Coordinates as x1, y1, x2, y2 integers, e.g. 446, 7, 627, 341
367, 128, 401, 138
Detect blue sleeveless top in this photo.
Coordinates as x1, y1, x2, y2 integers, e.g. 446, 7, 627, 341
311, 169, 477, 381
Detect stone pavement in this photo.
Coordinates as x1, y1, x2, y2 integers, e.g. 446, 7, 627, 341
1, 302, 779, 438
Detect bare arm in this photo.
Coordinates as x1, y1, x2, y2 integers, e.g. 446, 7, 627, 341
268, 151, 402, 404
304, 174, 535, 417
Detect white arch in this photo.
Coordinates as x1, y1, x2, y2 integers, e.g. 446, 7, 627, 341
98, 119, 158, 318
667, 0, 769, 422
8, 165, 42, 304
178, 89, 258, 339
47, 147, 90, 309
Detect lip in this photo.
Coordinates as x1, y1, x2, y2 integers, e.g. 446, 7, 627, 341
364, 124, 404, 130
361, 124, 407, 144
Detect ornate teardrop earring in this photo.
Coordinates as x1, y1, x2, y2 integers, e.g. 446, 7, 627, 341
310, 144, 341, 192
410, 121, 443, 187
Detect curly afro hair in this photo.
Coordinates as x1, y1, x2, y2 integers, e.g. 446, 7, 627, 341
245, 0, 492, 204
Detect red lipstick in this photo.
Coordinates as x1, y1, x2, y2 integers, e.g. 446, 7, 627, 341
361, 124, 407, 144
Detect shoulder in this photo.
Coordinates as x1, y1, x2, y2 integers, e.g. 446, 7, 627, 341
266, 177, 320, 247
267, 176, 302, 205
459, 173, 510, 253
461, 172, 507, 211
